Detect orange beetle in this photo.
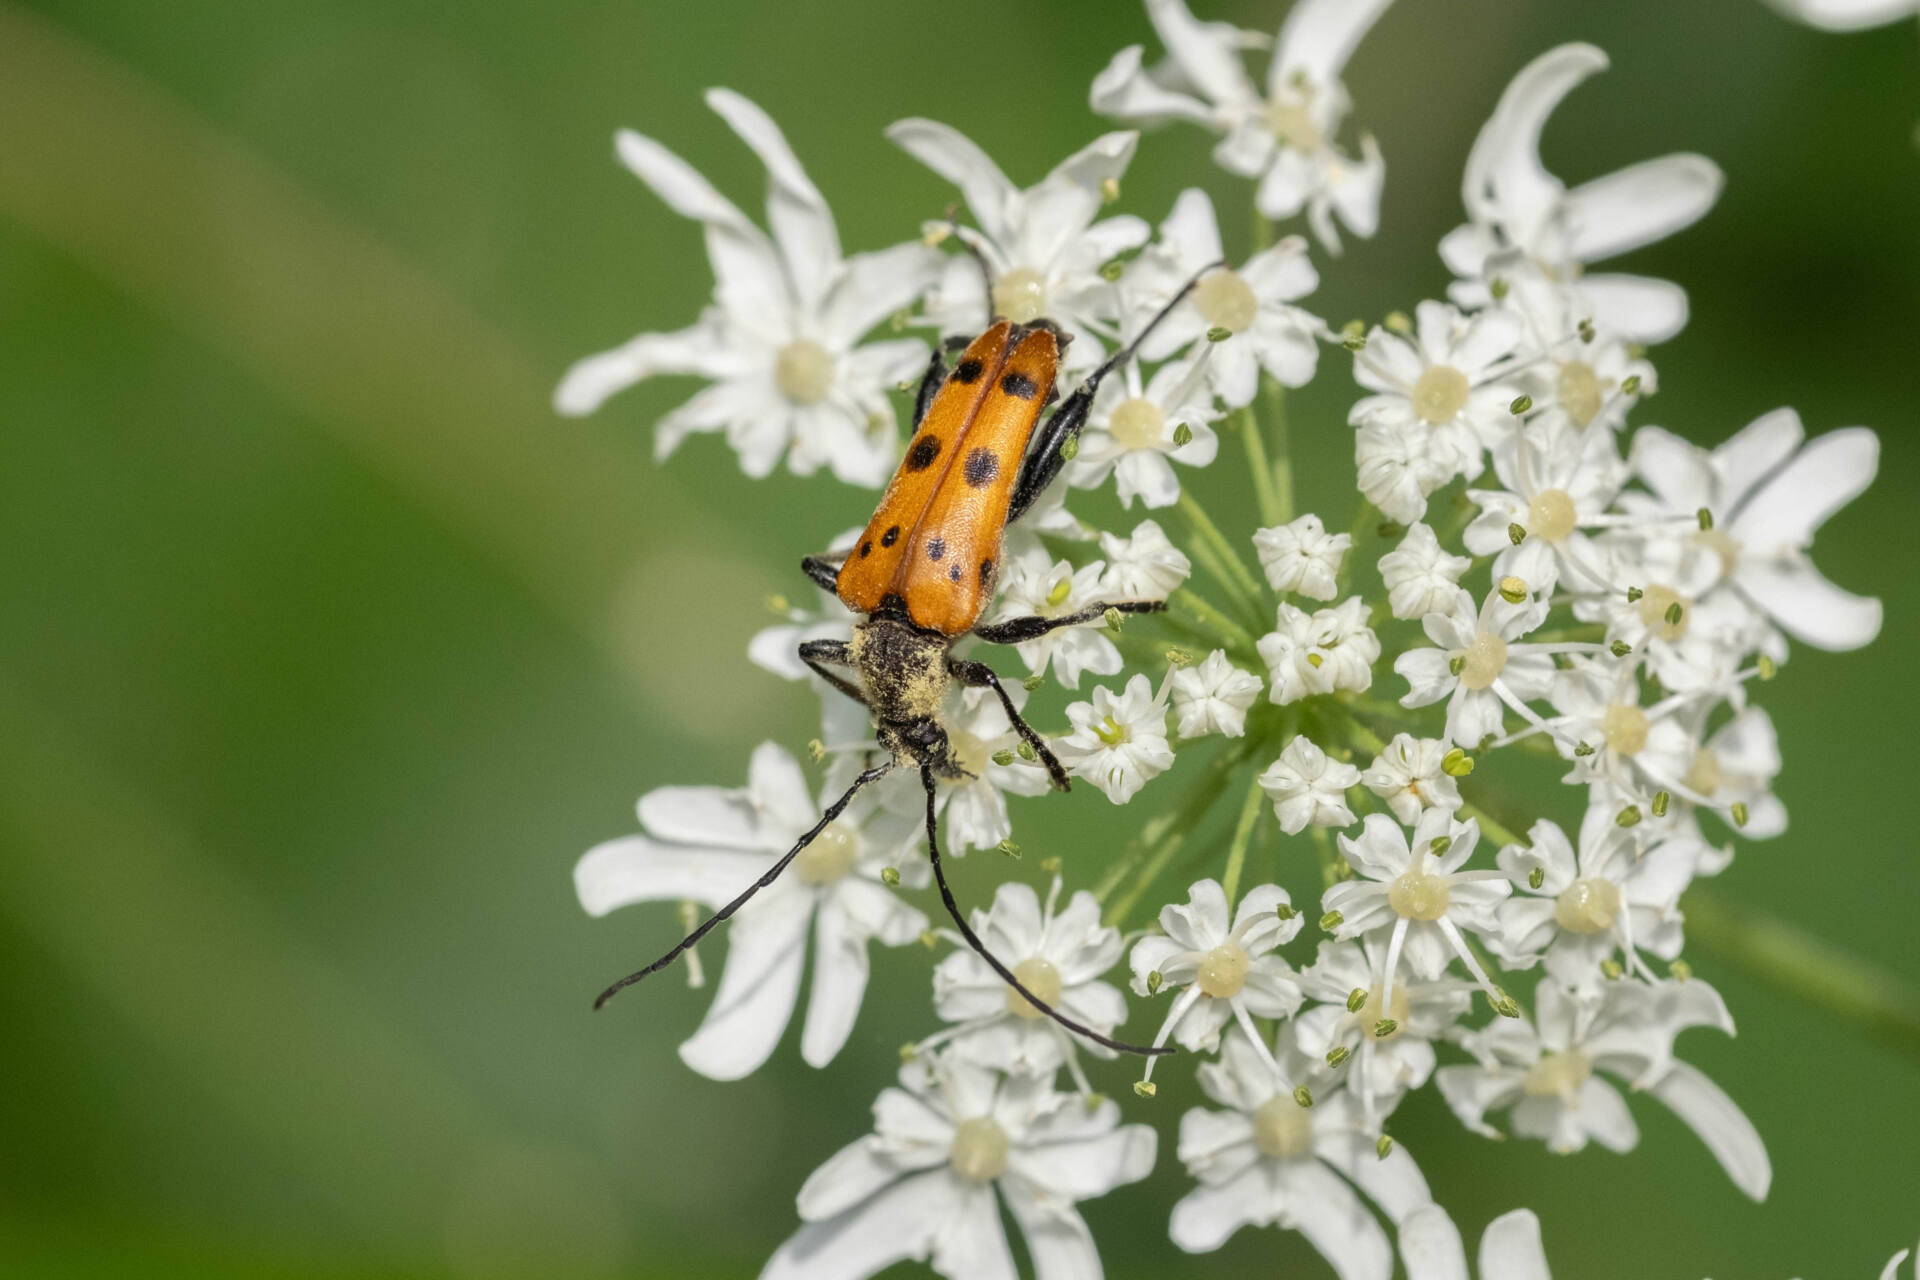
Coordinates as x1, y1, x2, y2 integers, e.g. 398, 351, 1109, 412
593, 264, 1216, 1057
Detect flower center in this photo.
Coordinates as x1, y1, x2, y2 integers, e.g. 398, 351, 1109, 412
1388, 868, 1452, 921
1553, 876, 1622, 934
1005, 955, 1063, 1019
793, 821, 858, 886
1094, 715, 1131, 747
992, 267, 1048, 325
1357, 983, 1413, 1038
1694, 527, 1741, 577
1411, 365, 1470, 425
948, 1116, 1010, 1182
1600, 703, 1649, 756
1527, 488, 1578, 542
1193, 268, 1258, 334
1263, 96, 1323, 151
1637, 584, 1690, 642
1252, 1094, 1316, 1160
1683, 746, 1724, 798
1195, 942, 1251, 998
1459, 631, 1509, 691
1109, 397, 1166, 449
774, 338, 836, 406
1522, 1050, 1593, 1101
946, 728, 991, 782
1556, 359, 1603, 427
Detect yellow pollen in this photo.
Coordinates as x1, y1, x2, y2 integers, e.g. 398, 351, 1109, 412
992, 267, 1048, 325
948, 1116, 1010, 1181
1044, 577, 1073, 611
1195, 942, 1251, 998
1601, 703, 1649, 756
1193, 268, 1259, 334
1411, 365, 1470, 425
1252, 1094, 1315, 1160
774, 339, 836, 405
1695, 527, 1741, 577
1388, 869, 1451, 921
1094, 715, 1130, 747
1683, 747, 1725, 798
794, 821, 858, 886
1555, 359, 1604, 426
1109, 397, 1167, 449
1522, 1050, 1593, 1101
1527, 488, 1578, 542
1356, 984, 1412, 1039
1637, 584, 1689, 641
1264, 96, 1324, 151
1553, 877, 1622, 934
1006, 956, 1064, 1019
1459, 632, 1509, 690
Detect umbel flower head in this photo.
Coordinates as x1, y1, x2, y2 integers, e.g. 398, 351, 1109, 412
556, 8, 1890, 1277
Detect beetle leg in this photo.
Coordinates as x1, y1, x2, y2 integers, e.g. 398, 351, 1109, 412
948, 658, 1068, 791
800, 638, 867, 708
970, 599, 1166, 646
799, 552, 847, 594
909, 331, 974, 429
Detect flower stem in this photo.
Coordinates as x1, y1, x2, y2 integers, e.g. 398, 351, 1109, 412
1260, 376, 1294, 526
1221, 774, 1267, 906
1680, 888, 1920, 1066
1177, 490, 1266, 626
1238, 403, 1286, 530
1098, 733, 1264, 927
1457, 800, 1523, 849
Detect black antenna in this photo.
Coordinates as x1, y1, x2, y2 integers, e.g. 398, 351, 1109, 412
592, 762, 893, 1010
918, 766, 1173, 1058
938, 208, 997, 328
1095, 258, 1226, 382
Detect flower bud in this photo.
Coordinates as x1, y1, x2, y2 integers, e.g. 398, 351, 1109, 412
881, 866, 901, 887
996, 839, 1022, 860
1133, 1080, 1156, 1098
1441, 748, 1475, 777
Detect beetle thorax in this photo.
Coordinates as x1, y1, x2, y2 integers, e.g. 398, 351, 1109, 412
851, 616, 955, 738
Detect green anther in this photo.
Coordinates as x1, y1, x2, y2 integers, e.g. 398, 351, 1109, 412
1059, 436, 1079, 462
1664, 601, 1683, 626
1327, 1046, 1350, 1067
1319, 910, 1344, 932
1165, 646, 1194, 667
1173, 422, 1194, 446
1385, 310, 1413, 334
919, 929, 938, 949
1017, 738, 1039, 761
1046, 578, 1073, 608
1731, 802, 1749, 828
895, 379, 914, 393
1374, 1018, 1398, 1038
1347, 987, 1368, 1013
900, 1042, 918, 1062
1616, 805, 1642, 828
1147, 970, 1165, 995
1697, 507, 1714, 531
1757, 655, 1778, 681
1430, 835, 1452, 856
992, 749, 1016, 767
1094, 715, 1128, 746
1574, 741, 1595, 757
1292, 1085, 1314, 1108
1510, 394, 1534, 416
808, 738, 827, 763
1652, 790, 1671, 818
1508, 522, 1527, 545
1529, 866, 1545, 890
1626, 586, 1644, 603
1499, 576, 1528, 604
1622, 374, 1642, 394
1491, 990, 1521, 1018
1611, 640, 1632, 657
766, 593, 791, 615
1100, 258, 1125, 282
1206, 325, 1232, 343
1449, 655, 1465, 676
1133, 1080, 1157, 1099
1083, 1092, 1107, 1112
1274, 904, 1297, 921
1376, 1134, 1395, 1159
1104, 607, 1125, 633
1340, 319, 1367, 351
1489, 276, 1510, 300
1578, 317, 1596, 344
1307, 652, 1324, 668
1441, 748, 1475, 777
881, 866, 901, 887
1100, 176, 1121, 204
1601, 958, 1625, 980
1670, 959, 1693, 983
996, 839, 1022, 860
1040, 856, 1063, 873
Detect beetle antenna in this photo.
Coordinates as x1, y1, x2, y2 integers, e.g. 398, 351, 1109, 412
592, 761, 893, 1010
918, 766, 1173, 1058
1093, 258, 1228, 382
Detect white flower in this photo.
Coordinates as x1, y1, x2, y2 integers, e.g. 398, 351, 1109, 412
1625, 408, 1882, 651
1092, 0, 1396, 252
1253, 512, 1349, 599
1442, 44, 1722, 344
1490, 805, 1695, 993
990, 550, 1123, 689
1399, 1205, 1554, 1280
1168, 1025, 1434, 1271
1171, 650, 1264, 739
1126, 188, 1322, 407
1258, 736, 1360, 834
1323, 810, 1511, 1005
557, 90, 937, 486
1130, 880, 1303, 1076
1663, 705, 1787, 869
1393, 587, 1558, 748
1356, 418, 1454, 525
1258, 597, 1380, 705
763, 1056, 1155, 1280
1098, 518, 1192, 598
1540, 659, 1696, 809
929, 877, 1129, 1078
576, 742, 924, 1080
886, 120, 1146, 368
1435, 978, 1770, 1201
1379, 522, 1471, 621
1360, 733, 1462, 825
1053, 673, 1174, 804
1296, 938, 1473, 1121
1068, 356, 1222, 508
1766, 0, 1920, 29
1464, 418, 1628, 592
932, 684, 1057, 853
1349, 301, 1523, 509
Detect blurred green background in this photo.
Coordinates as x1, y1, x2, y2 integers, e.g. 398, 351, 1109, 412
1, 0, 1915, 1276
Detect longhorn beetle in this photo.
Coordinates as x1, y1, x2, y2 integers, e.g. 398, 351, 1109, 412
592, 254, 1220, 1058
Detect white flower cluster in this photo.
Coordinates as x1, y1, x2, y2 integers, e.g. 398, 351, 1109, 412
560, 5, 1887, 1278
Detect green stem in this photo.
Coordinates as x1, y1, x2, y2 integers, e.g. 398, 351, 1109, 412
1334, 500, 1378, 597
1221, 775, 1267, 906
1167, 588, 1259, 657
1238, 404, 1286, 530
1682, 889, 1920, 1065
1099, 734, 1263, 927
1457, 800, 1523, 849
1177, 490, 1266, 626
1260, 376, 1294, 527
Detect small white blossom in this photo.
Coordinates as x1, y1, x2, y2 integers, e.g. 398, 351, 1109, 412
1356, 418, 1454, 526
1296, 938, 1473, 1122
933, 684, 1057, 853
1464, 419, 1628, 592
1098, 518, 1192, 598
1361, 733, 1462, 825
990, 550, 1123, 690
1258, 736, 1360, 834
764, 1055, 1156, 1280
1053, 673, 1174, 804
1253, 512, 1349, 599
1379, 522, 1471, 621
1069, 356, 1223, 508
1767, 0, 1920, 29
1171, 650, 1264, 739
1258, 597, 1380, 705
1399, 1206, 1555, 1280
556, 90, 937, 486
1541, 659, 1696, 808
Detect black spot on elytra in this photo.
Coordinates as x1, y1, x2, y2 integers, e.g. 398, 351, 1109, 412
950, 358, 984, 384
963, 447, 1000, 488
927, 537, 946, 562
881, 525, 900, 548
1000, 371, 1037, 400
906, 435, 941, 471
979, 559, 994, 587
948, 564, 963, 583
859, 541, 873, 558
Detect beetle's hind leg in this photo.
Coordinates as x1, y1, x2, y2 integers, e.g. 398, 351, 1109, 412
949, 658, 1068, 792
970, 598, 1167, 646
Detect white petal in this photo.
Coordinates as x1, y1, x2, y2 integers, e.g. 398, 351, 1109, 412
1766, 0, 1920, 30
1009, 1121, 1158, 1200
1004, 1196, 1103, 1280
554, 321, 729, 415
1731, 426, 1878, 550
1715, 406, 1806, 505
1148, 0, 1259, 106
676, 897, 811, 1080
1272, 0, 1395, 95
1285, 1159, 1395, 1280
1648, 1060, 1771, 1201
706, 89, 842, 312
1479, 1209, 1551, 1280
574, 837, 770, 915
1314, 1130, 1431, 1222
795, 1137, 907, 1221
1735, 559, 1882, 651
1462, 44, 1606, 234
931, 1182, 1019, 1280
1089, 44, 1216, 125
615, 128, 787, 320
1574, 1076, 1639, 1152
886, 118, 1019, 248
1397, 1204, 1469, 1280
762, 1168, 952, 1280
1576, 274, 1690, 344
1168, 1172, 1267, 1253
800, 901, 870, 1069
1562, 153, 1722, 263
